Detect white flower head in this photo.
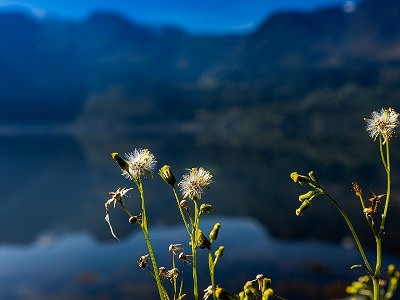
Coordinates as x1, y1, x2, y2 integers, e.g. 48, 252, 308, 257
123, 148, 157, 180
365, 108, 399, 143
178, 167, 213, 200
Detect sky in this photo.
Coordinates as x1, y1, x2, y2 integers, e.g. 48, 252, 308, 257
0, 0, 358, 33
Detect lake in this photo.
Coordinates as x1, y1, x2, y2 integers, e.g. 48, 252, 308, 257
0, 128, 399, 299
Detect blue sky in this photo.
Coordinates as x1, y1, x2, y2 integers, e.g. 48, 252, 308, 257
0, 0, 357, 33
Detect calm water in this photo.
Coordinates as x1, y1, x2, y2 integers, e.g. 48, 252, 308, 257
0, 130, 399, 299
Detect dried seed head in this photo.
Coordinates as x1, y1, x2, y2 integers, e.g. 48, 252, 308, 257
166, 268, 179, 282
365, 107, 399, 143
124, 148, 157, 180
178, 167, 213, 200
138, 254, 149, 269
159, 165, 176, 186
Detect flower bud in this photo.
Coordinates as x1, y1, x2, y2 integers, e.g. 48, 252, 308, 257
388, 264, 396, 277
298, 191, 315, 202
200, 203, 213, 214
290, 172, 312, 185
196, 229, 211, 250
214, 246, 225, 261
159, 165, 176, 186
262, 278, 272, 292
111, 152, 129, 172
295, 199, 312, 216
308, 171, 319, 183
262, 288, 274, 300
209, 222, 221, 243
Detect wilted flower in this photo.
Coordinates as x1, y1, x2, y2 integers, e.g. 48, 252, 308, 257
203, 285, 215, 300
365, 107, 399, 143
159, 267, 167, 281
169, 243, 182, 255
195, 229, 211, 249
166, 268, 179, 282
178, 252, 191, 264
138, 254, 149, 269
180, 200, 189, 211
104, 187, 133, 240
128, 215, 140, 224
178, 167, 213, 200
123, 148, 157, 180
104, 187, 133, 213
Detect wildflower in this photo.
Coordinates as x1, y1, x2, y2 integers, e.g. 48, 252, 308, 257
123, 148, 157, 180
159, 267, 167, 280
365, 107, 399, 143
178, 167, 213, 200
138, 254, 149, 269
214, 246, 225, 264
166, 268, 179, 282
159, 165, 176, 186
178, 252, 191, 264
169, 243, 182, 255
104, 188, 133, 240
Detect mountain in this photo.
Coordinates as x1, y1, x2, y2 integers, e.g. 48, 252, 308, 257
0, 0, 399, 127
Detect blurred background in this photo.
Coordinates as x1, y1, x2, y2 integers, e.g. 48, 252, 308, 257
0, 0, 400, 299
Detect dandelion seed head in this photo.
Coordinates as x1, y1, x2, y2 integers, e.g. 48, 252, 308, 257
123, 148, 157, 179
178, 167, 213, 200
365, 108, 399, 143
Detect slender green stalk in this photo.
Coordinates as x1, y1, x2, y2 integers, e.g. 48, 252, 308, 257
172, 187, 191, 235
379, 141, 391, 237
137, 178, 169, 300
208, 250, 216, 300
375, 237, 382, 277
192, 200, 199, 300
355, 193, 376, 236
379, 136, 388, 171
324, 192, 373, 274
172, 254, 177, 300
372, 276, 380, 300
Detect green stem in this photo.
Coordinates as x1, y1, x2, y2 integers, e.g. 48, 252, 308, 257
324, 192, 373, 274
375, 237, 382, 277
172, 188, 191, 235
208, 250, 216, 300
372, 276, 380, 300
137, 178, 169, 300
379, 136, 388, 171
172, 254, 177, 300
379, 140, 391, 237
192, 200, 199, 300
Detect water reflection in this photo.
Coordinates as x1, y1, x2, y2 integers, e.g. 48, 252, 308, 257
0, 131, 399, 298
